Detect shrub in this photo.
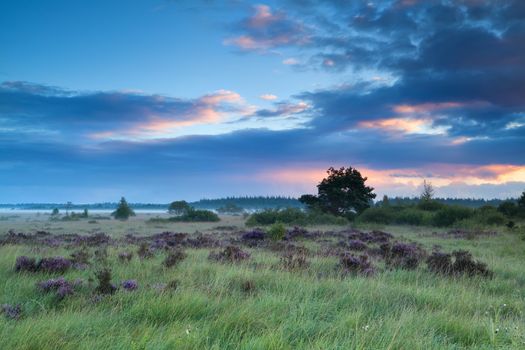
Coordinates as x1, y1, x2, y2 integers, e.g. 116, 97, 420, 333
394, 208, 432, 226
209, 245, 250, 263
37, 277, 79, 299
169, 209, 220, 222
347, 239, 368, 251
121, 280, 138, 291
433, 206, 474, 227
241, 229, 266, 240
426, 250, 492, 278
1, 304, 22, 320
383, 242, 426, 270
163, 249, 187, 268
240, 280, 256, 294
280, 247, 309, 270
268, 222, 286, 241
15, 256, 37, 272
476, 209, 506, 226
137, 243, 154, 260
70, 248, 90, 265
246, 208, 347, 226
95, 268, 117, 294
357, 207, 394, 225
417, 200, 444, 211
118, 251, 133, 263
38, 257, 72, 273
498, 201, 519, 217
340, 253, 375, 276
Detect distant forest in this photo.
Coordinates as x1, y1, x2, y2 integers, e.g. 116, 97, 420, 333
0, 195, 518, 211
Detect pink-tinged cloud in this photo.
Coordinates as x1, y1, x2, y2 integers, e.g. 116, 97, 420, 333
357, 117, 448, 135
224, 5, 309, 51
282, 58, 299, 65
254, 163, 525, 198
260, 93, 278, 101
89, 89, 252, 140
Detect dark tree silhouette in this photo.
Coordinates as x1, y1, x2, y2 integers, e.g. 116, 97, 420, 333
112, 197, 135, 220
168, 201, 191, 216
300, 166, 376, 216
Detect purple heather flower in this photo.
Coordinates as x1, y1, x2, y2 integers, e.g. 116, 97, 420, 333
121, 280, 138, 291
2, 304, 22, 320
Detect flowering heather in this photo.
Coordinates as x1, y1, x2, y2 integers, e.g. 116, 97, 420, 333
15, 256, 38, 272
285, 226, 309, 240
242, 229, 266, 241
348, 239, 368, 251
163, 249, 187, 268
1, 304, 22, 320
38, 256, 72, 273
384, 242, 426, 270
340, 253, 375, 276
37, 277, 79, 299
426, 250, 493, 278
209, 245, 250, 263
121, 279, 138, 291
118, 251, 133, 263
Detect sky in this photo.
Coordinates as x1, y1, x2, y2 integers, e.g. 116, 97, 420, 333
1, 0, 524, 203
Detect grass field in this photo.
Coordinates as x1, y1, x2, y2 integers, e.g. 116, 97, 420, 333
1, 214, 524, 349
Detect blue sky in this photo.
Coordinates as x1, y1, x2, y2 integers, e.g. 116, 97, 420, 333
1, 0, 524, 202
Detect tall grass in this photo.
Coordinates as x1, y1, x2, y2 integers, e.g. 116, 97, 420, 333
1, 226, 524, 349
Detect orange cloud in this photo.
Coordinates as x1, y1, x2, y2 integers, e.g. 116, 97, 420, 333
255, 164, 525, 195
393, 102, 464, 114
358, 117, 432, 134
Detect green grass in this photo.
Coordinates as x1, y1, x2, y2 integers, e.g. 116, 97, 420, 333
1, 215, 524, 349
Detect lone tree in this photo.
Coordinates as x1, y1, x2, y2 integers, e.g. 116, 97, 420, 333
168, 200, 191, 216
299, 166, 376, 216
518, 191, 525, 208
112, 197, 135, 220
420, 180, 435, 202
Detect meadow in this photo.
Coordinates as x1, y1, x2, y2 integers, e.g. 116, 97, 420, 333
1, 213, 524, 349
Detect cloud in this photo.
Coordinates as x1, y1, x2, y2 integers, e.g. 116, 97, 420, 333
0, 82, 253, 141
259, 93, 278, 101
224, 4, 310, 51
282, 58, 299, 65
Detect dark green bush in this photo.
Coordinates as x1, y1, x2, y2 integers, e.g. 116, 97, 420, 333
433, 206, 474, 227
417, 200, 444, 211
267, 222, 286, 241
245, 208, 347, 226
475, 206, 506, 226
394, 208, 429, 226
357, 207, 395, 224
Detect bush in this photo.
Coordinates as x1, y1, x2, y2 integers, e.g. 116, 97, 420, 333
394, 208, 430, 226
357, 207, 394, 225
433, 206, 474, 227
426, 250, 492, 278
169, 209, 220, 222
340, 253, 375, 276
246, 208, 348, 227
209, 245, 250, 263
268, 222, 286, 241
95, 268, 116, 294
280, 247, 309, 270
417, 200, 444, 211
15, 256, 37, 272
383, 242, 426, 270
163, 249, 187, 268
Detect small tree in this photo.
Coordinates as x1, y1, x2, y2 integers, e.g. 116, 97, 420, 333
168, 201, 191, 216
381, 195, 390, 207
51, 208, 59, 216
112, 197, 135, 220
518, 191, 525, 208
299, 166, 376, 216
420, 180, 435, 202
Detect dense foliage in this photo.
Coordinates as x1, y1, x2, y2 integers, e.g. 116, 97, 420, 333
111, 197, 135, 220
300, 166, 376, 216
245, 208, 348, 226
